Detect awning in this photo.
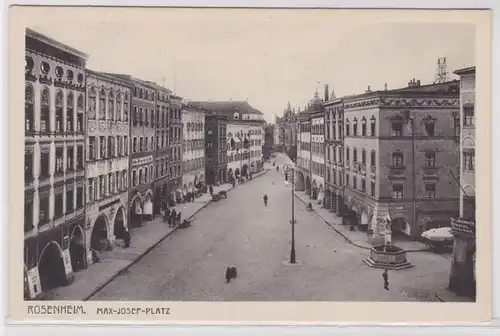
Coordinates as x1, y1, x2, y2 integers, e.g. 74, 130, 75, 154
421, 227, 453, 242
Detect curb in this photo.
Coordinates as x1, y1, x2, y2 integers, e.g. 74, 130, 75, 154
83, 168, 270, 301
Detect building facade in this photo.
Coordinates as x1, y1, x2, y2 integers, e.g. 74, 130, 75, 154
449, 66, 476, 298
342, 80, 460, 239
24, 29, 88, 299
324, 96, 345, 215
152, 84, 172, 214
169, 95, 184, 203
275, 102, 299, 160
181, 105, 206, 196
85, 70, 131, 263
204, 114, 228, 184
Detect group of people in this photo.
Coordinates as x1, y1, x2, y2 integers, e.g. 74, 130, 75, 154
163, 207, 182, 228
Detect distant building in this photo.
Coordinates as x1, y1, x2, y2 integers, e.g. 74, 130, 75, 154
189, 101, 265, 181
181, 104, 206, 197
449, 66, 476, 298
24, 28, 88, 299
204, 113, 228, 184
263, 124, 275, 160
275, 102, 299, 160
341, 80, 461, 239
169, 95, 184, 203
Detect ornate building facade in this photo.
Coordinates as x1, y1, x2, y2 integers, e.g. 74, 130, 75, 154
85, 70, 131, 260
181, 105, 206, 196
24, 29, 88, 299
169, 95, 184, 203
274, 102, 299, 160
342, 80, 461, 239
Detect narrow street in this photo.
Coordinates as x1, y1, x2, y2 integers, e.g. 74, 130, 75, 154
91, 155, 452, 302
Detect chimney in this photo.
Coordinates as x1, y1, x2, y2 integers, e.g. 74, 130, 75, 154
324, 84, 329, 101
416, 80, 421, 86
365, 85, 371, 93
384, 83, 388, 91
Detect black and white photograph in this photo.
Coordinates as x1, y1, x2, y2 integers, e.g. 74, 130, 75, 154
9, 6, 492, 323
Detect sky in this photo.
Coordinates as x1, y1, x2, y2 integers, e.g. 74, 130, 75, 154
25, 7, 476, 123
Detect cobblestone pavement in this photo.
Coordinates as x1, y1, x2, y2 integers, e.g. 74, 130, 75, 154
91, 155, 461, 301
44, 170, 268, 300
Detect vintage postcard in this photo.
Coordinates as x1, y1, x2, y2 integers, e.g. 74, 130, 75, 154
8, 6, 492, 324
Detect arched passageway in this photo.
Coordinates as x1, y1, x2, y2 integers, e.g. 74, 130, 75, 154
130, 196, 143, 227
91, 215, 109, 251
69, 226, 86, 272
38, 242, 66, 291
113, 206, 127, 243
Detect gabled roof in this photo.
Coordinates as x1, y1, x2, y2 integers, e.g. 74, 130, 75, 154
188, 101, 263, 115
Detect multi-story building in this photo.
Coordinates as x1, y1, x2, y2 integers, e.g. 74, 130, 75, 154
169, 95, 184, 203
24, 29, 88, 299
189, 101, 265, 181
295, 91, 325, 200
105, 74, 157, 226
341, 80, 460, 239
263, 124, 275, 160
181, 104, 206, 197
449, 66, 476, 298
151, 84, 172, 214
324, 94, 345, 214
85, 70, 131, 259
204, 113, 228, 184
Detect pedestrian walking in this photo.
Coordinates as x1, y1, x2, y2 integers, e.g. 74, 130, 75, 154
382, 269, 389, 290
209, 185, 214, 196
263, 194, 268, 206
225, 267, 232, 283
276, 166, 279, 172
170, 209, 177, 228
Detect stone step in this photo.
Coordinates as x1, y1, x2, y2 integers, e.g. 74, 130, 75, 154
363, 257, 415, 270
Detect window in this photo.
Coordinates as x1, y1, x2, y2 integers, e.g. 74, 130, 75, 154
425, 152, 436, 168
391, 122, 403, 136
140, 137, 144, 152
144, 167, 149, 183
392, 152, 403, 167
370, 117, 376, 136
464, 152, 475, 171
40, 87, 50, 132
108, 94, 114, 120
88, 95, 96, 120
370, 150, 376, 166
353, 148, 357, 163
99, 90, 106, 120
346, 174, 350, 187
100, 136, 106, 159
66, 188, 74, 213
207, 141, 212, 149
25, 152, 33, 181
361, 119, 366, 136
66, 93, 74, 131
424, 183, 436, 199
124, 136, 128, 155
353, 119, 358, 135
133, 137, 137, 153
55, 91, 63, 132
464, 106, 474, 126
108, 137, 113, 157
77, 186, 83, 208
76, 146, 83, 169
361, 149, 366, 165
353, 176, 357, 190
40, 150, 50, 178
88, 178, 94, 202
345, 120, 350, 136
124, 100, 129, 121
392, 184, 403, 199
25, 200, 33, 232
55, 148, 63, 174
425, 122, 435, 136
89, 137, 96, 161
99, 176, 105, 199
346, 147, 350, 162
77, 111, 84, 132
67, 146, 74, 171
39, 196, 50, 225
54, 193, 63, 218
25, 85, 34, 132
117, 136, 122, 156
361, 178, 366, 193
108, 173, 113, 194
370, 181, 375, 197
132, 170, 137, 187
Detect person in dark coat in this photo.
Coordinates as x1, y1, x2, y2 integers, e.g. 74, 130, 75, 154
225, 267, 232, 283
170, 209, 177, 228
263, 194, 268, 206
383, 269, 389, 290
123, 229, 131, 248
209, 185, 214, 196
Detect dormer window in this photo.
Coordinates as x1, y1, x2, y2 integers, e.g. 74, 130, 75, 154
233, 112, 240, 120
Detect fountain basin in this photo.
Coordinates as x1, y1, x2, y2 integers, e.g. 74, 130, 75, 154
363, 245, 414, 270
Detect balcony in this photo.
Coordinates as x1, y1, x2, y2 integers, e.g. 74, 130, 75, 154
423, 166, 439, 179
389, 165, 406, 176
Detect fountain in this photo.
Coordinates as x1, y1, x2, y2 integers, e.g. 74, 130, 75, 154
363, 244, 414, 270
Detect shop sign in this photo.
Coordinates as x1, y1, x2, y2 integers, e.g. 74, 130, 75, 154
451, 217, 475, 237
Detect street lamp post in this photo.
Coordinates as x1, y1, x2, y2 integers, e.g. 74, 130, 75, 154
284, 164, 296, 264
